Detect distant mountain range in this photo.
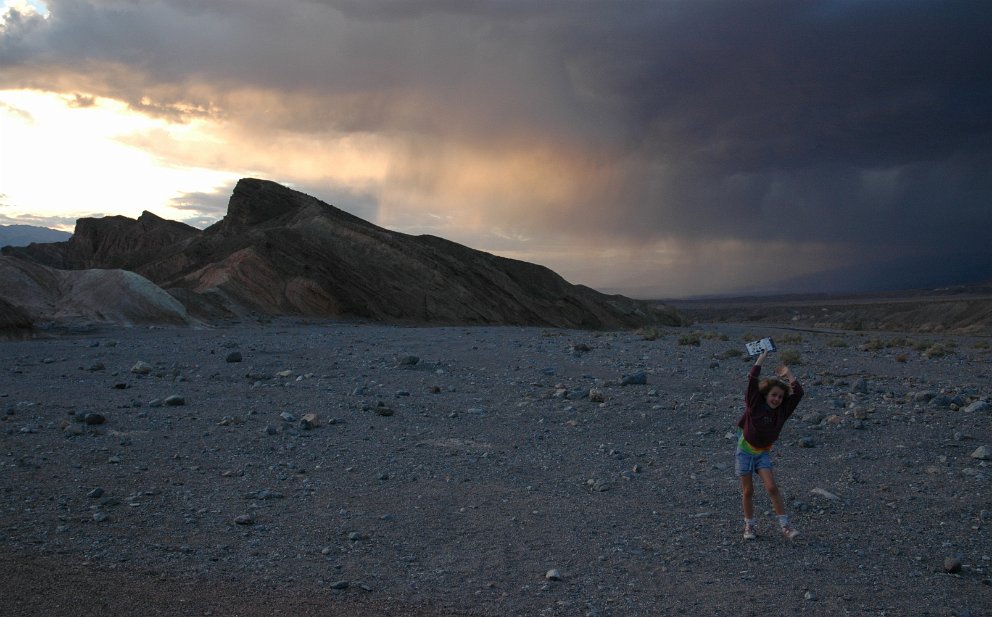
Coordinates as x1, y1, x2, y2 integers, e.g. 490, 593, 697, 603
0, 224, 71, 248
0, 178, 683, 331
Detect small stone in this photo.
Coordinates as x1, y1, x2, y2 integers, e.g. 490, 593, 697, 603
130, 361, 152, 375
801, 412, 824, 424
276, 370, 293, 378
234, 514, 254, 525
83, 413, 106, 425
375, 403, 394, 417
264, 425, 279, 435
63, 424, 84, 436
348, 532, 361, 541
965, 400, 989, 413
944, 556, 962, 573
620, 372, 647, 386
300, 413, 320, 429
545, 569, 563, 581
226, 351, 243, 363
803, 591, 817, 601
93, 512, 110, 523
810, 487, 841, 501
87, 487, 104, 498
330, 580, 349, 590
970, 446, 991, 460
799, 436, 816, 448
163, 395, 185, 406
588, 389, 605, 403
396, 355, 420, 366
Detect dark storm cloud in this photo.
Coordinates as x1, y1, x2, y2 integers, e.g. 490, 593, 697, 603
2, 0, 990, 292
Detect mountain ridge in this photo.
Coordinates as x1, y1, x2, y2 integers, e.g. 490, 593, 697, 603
2, 178, 683, 330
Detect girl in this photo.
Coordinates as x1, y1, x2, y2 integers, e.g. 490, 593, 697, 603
736, 349, 804, 540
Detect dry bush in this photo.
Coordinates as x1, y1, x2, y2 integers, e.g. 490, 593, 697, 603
895, 353, 909, 363
779, 349, 803, 365
781, 333, 803, 344
719, 348, 743, 359
639, 327, 663, 341
678, 332, 702, 346
922, 343, 953, 358
827, 338, 849, 348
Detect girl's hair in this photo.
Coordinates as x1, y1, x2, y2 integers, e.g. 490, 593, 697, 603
759, 378, 792, 397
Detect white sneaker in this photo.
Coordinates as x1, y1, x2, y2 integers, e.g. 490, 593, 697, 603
743, 523, 757, 540
781, 525, 799, 540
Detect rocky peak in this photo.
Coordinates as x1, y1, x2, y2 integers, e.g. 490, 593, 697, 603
216, 178, 318, 230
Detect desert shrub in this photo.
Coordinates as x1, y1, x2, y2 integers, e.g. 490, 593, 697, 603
678, 332, 702, 346
922, 343, 953, 358
779, 349, 803, 365
895, 353, 909, 363
742, 332, 758, 342
639, 327, 663, 341
910, 340, 931, 352
861, 338, 886, 351
781, 333, 803, 344
826, 338, 849, 348
974, 340, 991, 350
719, 348, 743, 359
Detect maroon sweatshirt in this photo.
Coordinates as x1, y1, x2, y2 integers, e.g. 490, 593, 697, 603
736, 364, 804, 449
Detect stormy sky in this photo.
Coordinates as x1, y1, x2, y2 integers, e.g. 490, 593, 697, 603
1, 0, 990, 297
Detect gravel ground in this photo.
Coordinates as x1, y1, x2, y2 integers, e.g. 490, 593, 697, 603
2, 321, 991, 616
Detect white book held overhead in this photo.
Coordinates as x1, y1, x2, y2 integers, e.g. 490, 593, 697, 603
745, 337, 777, 357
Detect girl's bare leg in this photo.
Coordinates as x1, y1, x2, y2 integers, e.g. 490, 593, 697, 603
756, 468, 786, 516
740, 475, 755, 519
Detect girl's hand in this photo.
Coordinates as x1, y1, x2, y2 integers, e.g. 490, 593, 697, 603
755, 351, 768, 365
775, 365, 792, 381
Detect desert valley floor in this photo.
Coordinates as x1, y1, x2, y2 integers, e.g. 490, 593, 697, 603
1, 320, 990, 616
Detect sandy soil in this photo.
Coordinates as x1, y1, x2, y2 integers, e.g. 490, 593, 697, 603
2, 321, 990, 616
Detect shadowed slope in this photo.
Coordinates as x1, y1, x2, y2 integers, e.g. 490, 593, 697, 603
3, 179, 683, 329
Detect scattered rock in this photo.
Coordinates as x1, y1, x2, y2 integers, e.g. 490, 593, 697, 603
944, 556, 962, 574
810, 488, 841, 501
964, 400, 989, 413
163, 395, 185, 406
970, 446, 991, 461
799, 436, 816, 448
545, 569, 563, 581
83, 413, 106, 425
226, 351, 243, 363
621, 372, 647, 386
300, 413, 320, 429
330, 580, 349, 590
396, 355, 419, 367
234, 514, 255, 525
589, 389, 605, 403
130, 362, 152, 375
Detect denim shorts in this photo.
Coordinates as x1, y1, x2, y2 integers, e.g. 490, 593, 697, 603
735, 448, 773, 476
